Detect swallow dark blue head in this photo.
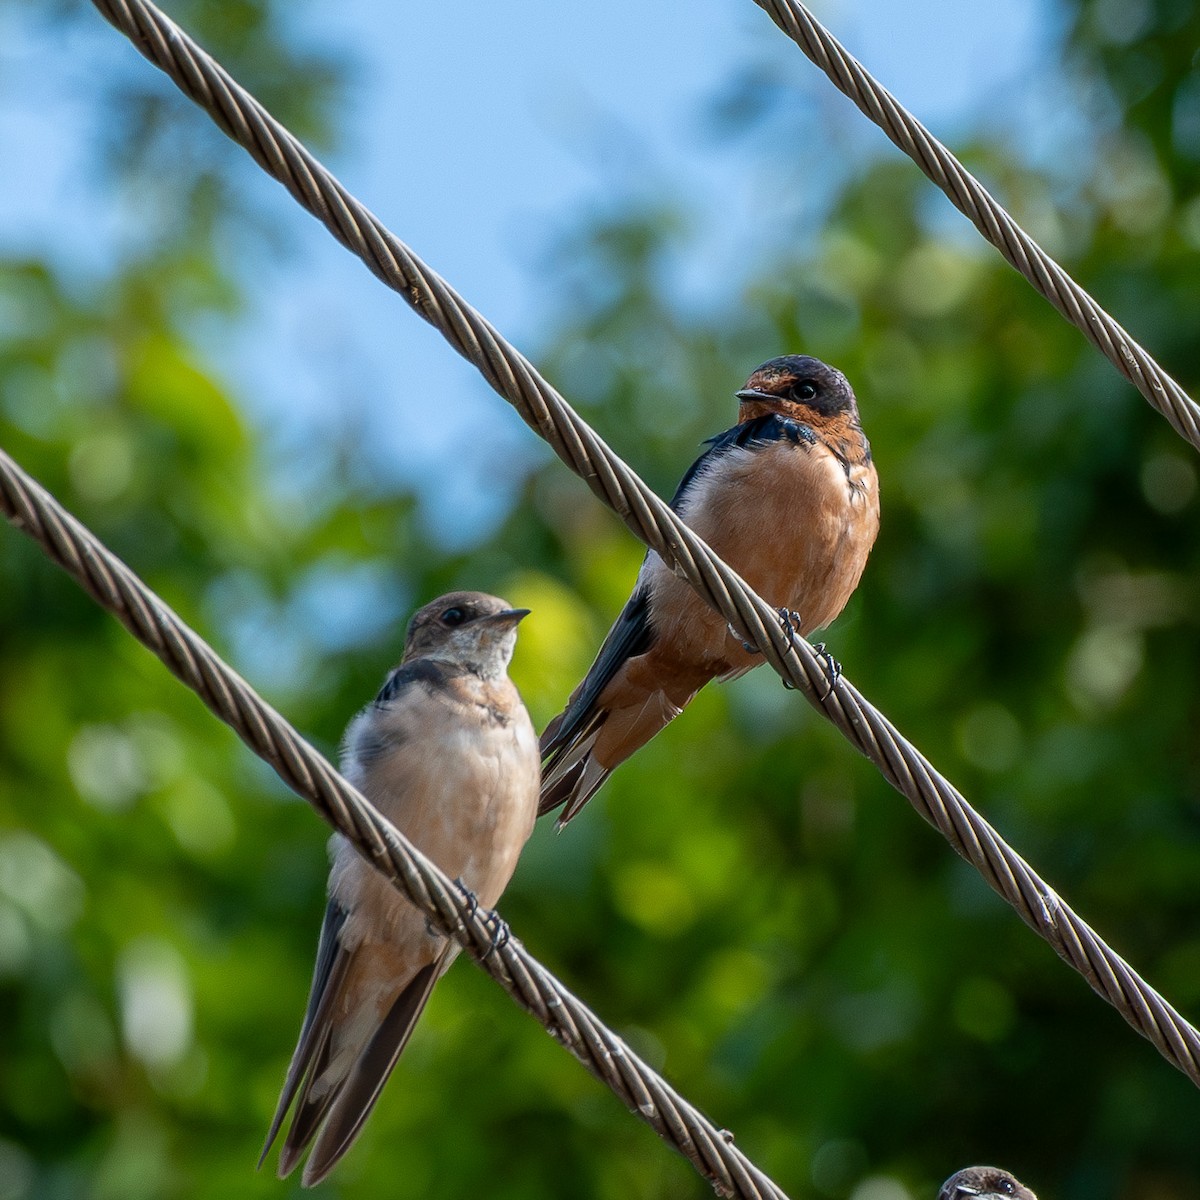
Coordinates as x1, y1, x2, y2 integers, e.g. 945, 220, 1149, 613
736, 355, 858, 420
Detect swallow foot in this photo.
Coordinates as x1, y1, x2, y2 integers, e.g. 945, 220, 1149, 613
454, 877, 480, 916
812, 642, 842, 699
777, 608, 805, 641
452, 877, 481, 931
480, 908, 511, 960
773, 608, 800, 688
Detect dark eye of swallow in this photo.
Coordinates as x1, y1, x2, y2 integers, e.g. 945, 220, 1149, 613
790, 380, 818, 403
440, 607, 467, 627
996, 1179, 1015, 1196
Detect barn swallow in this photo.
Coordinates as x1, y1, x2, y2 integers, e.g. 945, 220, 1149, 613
540, 355, 879, 825
939, 1166, 1039, 1200
260, 592, 540, 1187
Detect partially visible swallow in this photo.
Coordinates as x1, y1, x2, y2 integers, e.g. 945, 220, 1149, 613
260, 591, 540, 1186
939, 1166, 1039, 1200
540, 354, 880, 824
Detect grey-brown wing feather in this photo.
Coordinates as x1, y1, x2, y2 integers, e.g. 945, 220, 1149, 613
260, 898, 349, 1169
276, 1024, 339, 1179
267, 910, 450, 1183
300, 949, 449, 1186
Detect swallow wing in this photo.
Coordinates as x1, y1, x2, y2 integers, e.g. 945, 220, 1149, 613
539, 413, 817, 818
260, 897, 351, 1169
536, 432, 737, 816
540, 584, 653, 761
538, 419, 756, 762
261, 760, 449, 1182
300, 945, 452, 1186
541, 414, 811, 759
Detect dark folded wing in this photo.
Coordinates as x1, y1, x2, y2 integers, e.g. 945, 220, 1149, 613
301, 950, 449, 1186
539, 413, 815, 805
260, 898, 349, 1169
540, 584, 653, 762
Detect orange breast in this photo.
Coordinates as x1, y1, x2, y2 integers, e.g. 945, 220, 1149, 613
648, 437, 879, 673
588, 433, 879, 770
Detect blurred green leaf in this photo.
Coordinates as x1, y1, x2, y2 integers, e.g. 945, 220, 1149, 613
3, 2, 1200, 1200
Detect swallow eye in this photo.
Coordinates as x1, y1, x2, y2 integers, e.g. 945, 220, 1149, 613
996, 1179, 1015, 1196
440, 607, 467, 627
790, 380, 818, 403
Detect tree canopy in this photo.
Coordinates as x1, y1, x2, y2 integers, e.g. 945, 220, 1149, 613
1, 3, 1198, 1199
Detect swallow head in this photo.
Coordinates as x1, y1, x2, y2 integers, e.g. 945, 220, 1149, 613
736, 354, 858, 422
938, 1167, 1038, 1200
403, 590, 530, 678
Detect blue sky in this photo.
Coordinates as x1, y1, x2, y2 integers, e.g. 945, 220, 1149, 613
0, 0, 1057, 533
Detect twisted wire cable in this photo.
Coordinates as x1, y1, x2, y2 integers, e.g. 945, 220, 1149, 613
750, 0, 1200, 451
0, 445, 787, 1200
86, 0, 1200, 1092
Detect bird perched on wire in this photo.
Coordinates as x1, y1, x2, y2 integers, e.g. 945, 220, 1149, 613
260, 591, 540, 1187
939, 1166, 1039, 1200
540, 354, 879, 826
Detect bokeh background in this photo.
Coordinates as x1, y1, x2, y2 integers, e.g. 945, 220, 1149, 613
2, 1, 1199, 1198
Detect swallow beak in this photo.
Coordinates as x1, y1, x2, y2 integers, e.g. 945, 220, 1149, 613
484, 608, 531, 626
736, 388, 777, 404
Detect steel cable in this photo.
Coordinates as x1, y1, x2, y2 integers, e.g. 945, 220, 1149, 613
87, 0, 1200, 1090
751, 0, 1200, 450
0, 445, 787, 1200
51, 0, 1200, 1172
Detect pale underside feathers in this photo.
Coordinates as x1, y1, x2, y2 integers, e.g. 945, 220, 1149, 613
261, 592, 539, 1186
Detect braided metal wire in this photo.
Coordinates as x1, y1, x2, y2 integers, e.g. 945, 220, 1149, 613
0, 445, 787, 1200
86, 0, 1200, 1097
751, 0, 1200, 451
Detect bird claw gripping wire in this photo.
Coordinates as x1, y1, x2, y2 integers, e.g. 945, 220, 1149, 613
777, 608, 804, 689
728, 607, 808, 658
480, 909, 511, 961
454, 876, 479, 919
449, 877, 509, 958
774, 614, 840, 698
429, 877, 480, 939
811, 642, 842, 700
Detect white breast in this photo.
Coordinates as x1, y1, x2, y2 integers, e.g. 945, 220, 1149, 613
333, 683, 539, 943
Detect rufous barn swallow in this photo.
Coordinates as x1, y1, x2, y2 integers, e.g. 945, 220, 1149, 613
939, 1166, 1039, 1200
540, 355, 879, 825
260, 592, 540, 1186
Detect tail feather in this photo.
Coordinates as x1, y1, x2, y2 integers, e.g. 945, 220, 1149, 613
260, 902, 350, 1169
539, 713, 607, 821
556, 758, 612, 827
539, 757, 613, 827
276, 1028, 340, 1179
537, 760, 580, 817
540, 684, 689, 825
300, 956, 446, 1187
264, 896, 451, 1186
538, 582, 659, 824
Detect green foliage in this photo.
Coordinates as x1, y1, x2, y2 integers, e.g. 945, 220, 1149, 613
2, 2, 1200, 1199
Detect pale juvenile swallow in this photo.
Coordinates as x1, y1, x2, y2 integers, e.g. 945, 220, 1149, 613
939, 1166, 1039, 1200
540, 355, 879, 825
260, 591, 540, 1186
